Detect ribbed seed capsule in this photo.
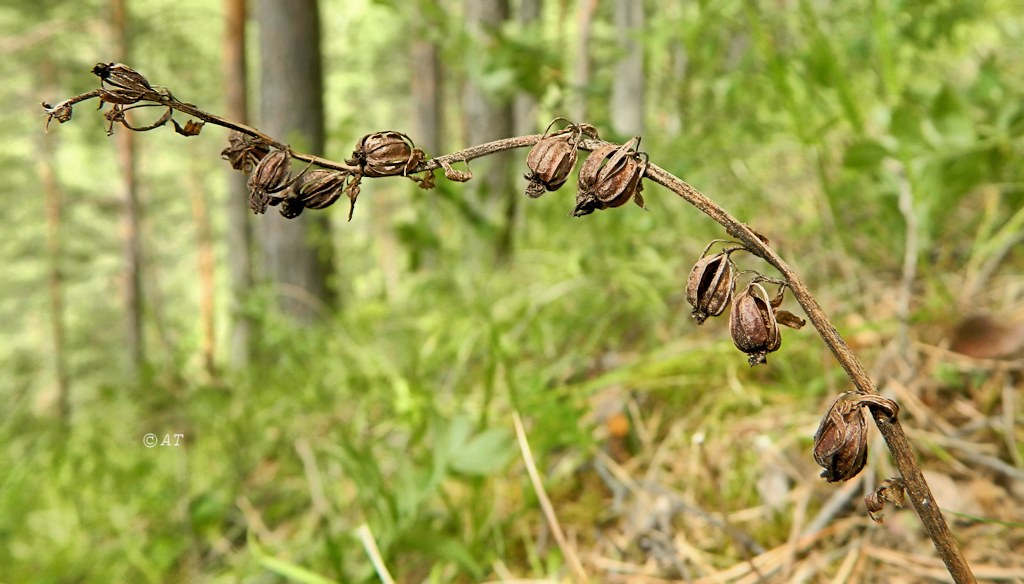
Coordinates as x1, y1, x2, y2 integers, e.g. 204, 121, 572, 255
294, 169, 348, 210
813, 393, 868, 482
729, 282, 781, 366
686, 251, 735, 324
221, 131, 271, 173
524, 119, 581, 198
247, 149, 291, 214
347, 131, 423, 177
573, 137, 648, 216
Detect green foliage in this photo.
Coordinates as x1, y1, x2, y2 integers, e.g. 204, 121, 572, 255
2, 0, 1023, 581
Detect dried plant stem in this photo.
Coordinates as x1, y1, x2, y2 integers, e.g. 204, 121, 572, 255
513, 411, 589, 584
43, 83, 975, 583
356, 523, 396, 584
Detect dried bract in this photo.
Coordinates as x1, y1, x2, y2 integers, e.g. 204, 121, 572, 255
686, 250, 735, 324
729, 282, 781, 365
573, 137, 648, 216
221, 131, 271, 173
247, 149, 291, 214
524, 119, 582, 198
813, 393, 868, 482
865, 477, 906, 523
42, 101, 73, 131
347, 131, 423, 177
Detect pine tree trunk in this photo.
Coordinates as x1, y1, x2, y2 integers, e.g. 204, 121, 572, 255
611, 0, 645, 137
255, 0, 336, 321
464, 0, 516, 260
222, 0, 255, 366
39, 59, 70, 423
111, 0, 146, 375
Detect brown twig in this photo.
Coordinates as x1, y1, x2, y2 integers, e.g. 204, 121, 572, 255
42, 68, 976, 584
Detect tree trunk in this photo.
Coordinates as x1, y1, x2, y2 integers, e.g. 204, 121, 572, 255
190, 159, 217, 377
572, 0, 597, 123
463, 0, 516, 260
514, 0, 541, 136
111, 0, 146, 376
255, 0, 336, 321
610, 0, 644, 137
38, 59, 70, 424
222, 0, 256, 366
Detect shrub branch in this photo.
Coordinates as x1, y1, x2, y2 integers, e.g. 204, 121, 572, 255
42, 64, 976, 584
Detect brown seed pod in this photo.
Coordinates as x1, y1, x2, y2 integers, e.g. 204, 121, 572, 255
247, 149, 292, 214
573, 136, 648, 217
686, 246, 736, 324
524, 118, 582, 198
347, 131, 424, 177
278, 196, 305, 219
729, 282, 781, 366
221, 131, 271, 173
294, 169, 348, 210
813, 392, 869, 482
92, 62, 153, 94
811, 391, 901, 481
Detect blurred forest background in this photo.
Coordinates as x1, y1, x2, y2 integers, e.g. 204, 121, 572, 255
3, 0, 1024, 582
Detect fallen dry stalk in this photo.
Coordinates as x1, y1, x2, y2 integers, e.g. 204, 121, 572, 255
43, 64, 976, 583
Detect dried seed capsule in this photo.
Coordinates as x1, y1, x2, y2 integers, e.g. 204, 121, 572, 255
686, 251, 735, 324
221, 131, 271, 173
729, 282, 781, 366
573, 137, 648, 216
92, 62, 153, 94
524, 119, 581, 198
813, 393, 868, 482
278, 196, 304, 219
247, 149, 291, 214
294, 169, 347, 210
347, 131, 424, 177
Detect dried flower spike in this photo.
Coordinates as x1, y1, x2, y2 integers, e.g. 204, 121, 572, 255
686, 244, 737, 324
524, 118, 582, 198
729, 282, 781, 365
347, 131, 423, 177
247, 149, 292, 214
573, 137, 648, 216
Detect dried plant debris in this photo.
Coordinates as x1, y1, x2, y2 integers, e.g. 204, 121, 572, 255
866, 477, 907, 523
813, 392, 899, 482
574, 136, 648, 216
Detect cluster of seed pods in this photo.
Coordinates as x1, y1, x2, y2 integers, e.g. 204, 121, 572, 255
523, 118, 648, 217
684, 241, 807, 366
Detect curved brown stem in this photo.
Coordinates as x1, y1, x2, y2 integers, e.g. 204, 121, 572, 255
42, 78, 976, 583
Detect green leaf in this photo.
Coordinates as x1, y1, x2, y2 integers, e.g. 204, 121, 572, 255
449, 428, 514, 476
930, 84, 974, 145
842, 139, 890, 170
248, 534, 339, 584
